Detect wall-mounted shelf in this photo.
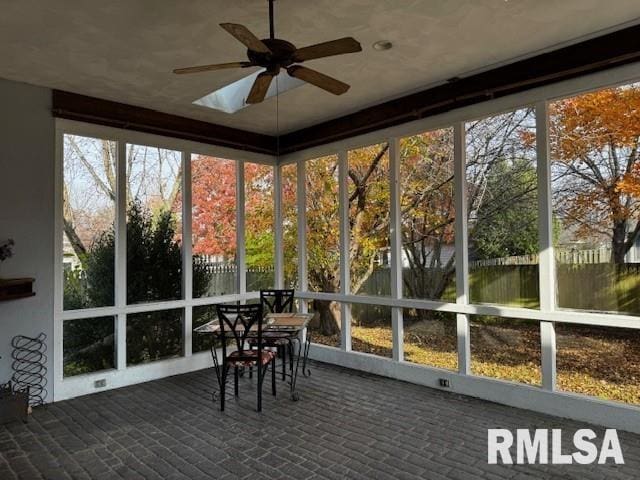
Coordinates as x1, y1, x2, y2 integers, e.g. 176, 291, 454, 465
0, 278, 35, 302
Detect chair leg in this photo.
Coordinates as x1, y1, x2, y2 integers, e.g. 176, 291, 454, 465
234, 366, 239, 397
257, 363, 263, 412
220, 365, 228, 412
288, 341, 294, 374
271, 357, 277, 396
249, 366, 253, 379
281, 345, 286, 381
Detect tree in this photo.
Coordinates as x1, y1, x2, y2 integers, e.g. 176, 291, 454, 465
244, 163, 275, 271
63, 135, 117, 259
400, 129, 455, 302
550, 83, 640, 263
471, 159, 538, 260
281, 164, 299, 287
190, 157, 276, 286
64, 201, 212, 373
63, 137, 182, 261
302, 111, 540, 334
190, 156, 237, 258
305, 146, 392, 335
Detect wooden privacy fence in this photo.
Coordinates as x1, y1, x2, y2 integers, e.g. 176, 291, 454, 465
468, 247, 619, 268
194, 253, 640, 317
193, 258, 275, 295
356, 262, 640, 318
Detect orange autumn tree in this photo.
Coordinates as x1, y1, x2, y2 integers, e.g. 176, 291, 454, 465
304, 147, 392, 335
550, 83, 640, 263
191, 157, 276, 269
400, 129, 456, 301
191, 156, 237, 259
244, 162, 275, 290
280, 164, 298, 287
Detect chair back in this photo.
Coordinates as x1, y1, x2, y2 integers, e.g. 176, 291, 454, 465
260, 289, 295, 314
216, 303, 264, 355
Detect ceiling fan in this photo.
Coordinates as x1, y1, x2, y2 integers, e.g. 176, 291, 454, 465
173, 0, 362, 104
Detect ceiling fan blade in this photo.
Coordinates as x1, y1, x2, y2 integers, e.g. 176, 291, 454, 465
246, 72, 275, 104
293, 37, 362, 62
173, 62, 254, 74
287, 66, 350, 95
220, 23, 272, 53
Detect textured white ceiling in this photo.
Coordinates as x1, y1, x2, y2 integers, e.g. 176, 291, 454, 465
1, 0, 639, 135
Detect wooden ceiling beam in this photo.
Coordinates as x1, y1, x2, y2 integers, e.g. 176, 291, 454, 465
52, 90, 278, 155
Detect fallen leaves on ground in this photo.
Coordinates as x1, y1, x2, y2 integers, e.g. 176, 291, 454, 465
311, 320, 640, 406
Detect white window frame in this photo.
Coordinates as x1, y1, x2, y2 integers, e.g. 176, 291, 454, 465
53, 61, 640, 432
54, 119, 276, 401
278, 61, 640, 431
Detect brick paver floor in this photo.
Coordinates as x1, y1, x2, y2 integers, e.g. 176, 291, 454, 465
1, 361, 639, 479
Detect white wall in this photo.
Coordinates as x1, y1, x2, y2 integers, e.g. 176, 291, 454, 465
0, 78, 54, 400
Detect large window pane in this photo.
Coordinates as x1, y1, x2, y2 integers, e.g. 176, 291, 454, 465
351, 304, 392, 358
192, 305, 216, 354
282, 163, 298, 289
556, 324, 640, 405
126, 144, 182, 304
63, 316, 115, 377
403, 310, 457, 371
400, 129, 455, 301
306, 156, 344, 340
466, 108, 539, 308
63, 135, 116, 310
127, 309, 183, 365
470, 316, 541, 385
191, 155, 237, 297
306, 155, 340, 294
308, 299, 341, 348
192, 305, 223, 354
551, 82, 640, 316
348, 143, 390, 297
245, 162, 275, 291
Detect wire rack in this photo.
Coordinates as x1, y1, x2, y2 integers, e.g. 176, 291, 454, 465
11, 333, 47, 406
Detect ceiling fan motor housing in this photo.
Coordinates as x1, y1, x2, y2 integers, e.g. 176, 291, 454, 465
248, 38, 297, 71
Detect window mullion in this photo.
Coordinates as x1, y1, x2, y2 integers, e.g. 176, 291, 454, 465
338, 149, 351, 350
453, 122, 471, 375
536, 100, 557, 391
181, 151, 193, 357
237, 161, 246, 295
115, 140, 127, 370
274, 164, 284, 289
389, 137, 404, 362
297, 159, 308, 312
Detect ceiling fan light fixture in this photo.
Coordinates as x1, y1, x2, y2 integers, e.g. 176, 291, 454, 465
372, 40, 393, 51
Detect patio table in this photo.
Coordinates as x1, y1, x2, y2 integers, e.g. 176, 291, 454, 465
194, 312, 314, 402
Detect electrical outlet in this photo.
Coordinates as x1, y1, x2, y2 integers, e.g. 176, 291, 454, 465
438, 378, 450, 388
94, 379, 106, 388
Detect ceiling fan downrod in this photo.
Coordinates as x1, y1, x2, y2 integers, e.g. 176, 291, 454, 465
269, 0, 275, 40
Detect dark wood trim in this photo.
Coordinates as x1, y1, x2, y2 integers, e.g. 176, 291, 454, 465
52, 90, 278, 155
279, 23, 640, 154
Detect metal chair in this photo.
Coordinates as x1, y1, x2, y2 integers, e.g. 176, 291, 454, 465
261, 289, 295, 315
216, 303, 277, 412
258, 289, 295, 380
